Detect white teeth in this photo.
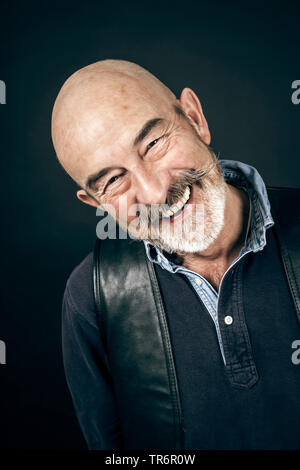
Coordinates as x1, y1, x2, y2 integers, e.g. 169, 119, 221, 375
161, 186, 191, 218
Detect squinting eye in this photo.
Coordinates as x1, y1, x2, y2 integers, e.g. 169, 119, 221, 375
146, 138, 159, 151
107, 175, 120, 187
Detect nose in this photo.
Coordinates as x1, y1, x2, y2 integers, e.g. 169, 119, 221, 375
133, 167, 168, 206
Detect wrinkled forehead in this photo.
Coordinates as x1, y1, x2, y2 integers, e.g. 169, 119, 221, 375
55, 76, 175, 185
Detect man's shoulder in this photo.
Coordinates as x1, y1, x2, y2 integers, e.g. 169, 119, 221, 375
64, 251, 96, 319
67, 251, 94, 290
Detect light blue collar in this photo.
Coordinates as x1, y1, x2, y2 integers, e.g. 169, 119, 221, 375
143, 160, 274, 269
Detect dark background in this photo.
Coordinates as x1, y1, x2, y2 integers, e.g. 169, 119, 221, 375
0, 0, 299, 449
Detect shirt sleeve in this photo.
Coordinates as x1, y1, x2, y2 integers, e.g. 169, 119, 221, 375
62, 279, 122, 450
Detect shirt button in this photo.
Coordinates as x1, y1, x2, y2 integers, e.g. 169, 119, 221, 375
195, 278, 202, 286
224, 315, 233, 325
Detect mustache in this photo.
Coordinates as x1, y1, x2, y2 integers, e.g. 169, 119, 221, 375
166, 158, 220, 206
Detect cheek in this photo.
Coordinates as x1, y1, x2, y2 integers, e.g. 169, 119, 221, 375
166, 137, 206, 169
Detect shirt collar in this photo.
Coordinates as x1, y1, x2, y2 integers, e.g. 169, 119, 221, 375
143, 159, 274, 270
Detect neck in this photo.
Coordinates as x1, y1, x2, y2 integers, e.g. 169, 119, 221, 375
174, 183, 251, 273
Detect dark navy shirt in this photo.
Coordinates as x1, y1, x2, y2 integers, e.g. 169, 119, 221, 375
153, 227, 300, 449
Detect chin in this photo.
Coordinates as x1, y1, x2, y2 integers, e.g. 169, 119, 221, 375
153, 218, 225, 254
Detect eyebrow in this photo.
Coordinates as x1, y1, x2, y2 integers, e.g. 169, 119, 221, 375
85, 117, 165, 192
133, 117, 164, 146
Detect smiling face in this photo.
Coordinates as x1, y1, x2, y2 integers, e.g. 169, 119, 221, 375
52, 60, 227, 254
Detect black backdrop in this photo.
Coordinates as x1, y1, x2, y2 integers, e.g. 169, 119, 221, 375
0, 0, 299, 450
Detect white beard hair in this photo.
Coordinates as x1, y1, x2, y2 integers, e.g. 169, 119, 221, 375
145, 178, 227, 254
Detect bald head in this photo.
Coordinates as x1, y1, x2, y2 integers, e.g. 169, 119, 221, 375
51, 59, 177, 188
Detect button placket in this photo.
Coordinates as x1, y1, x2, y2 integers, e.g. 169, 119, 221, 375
219, 260, 259, 388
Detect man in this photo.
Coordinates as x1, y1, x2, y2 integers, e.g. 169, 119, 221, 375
51, 59, 300, 450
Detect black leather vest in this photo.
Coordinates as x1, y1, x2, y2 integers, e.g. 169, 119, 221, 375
93, 187, 300, 449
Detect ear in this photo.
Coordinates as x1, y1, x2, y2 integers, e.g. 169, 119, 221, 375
179, 88, 211, 145
77, 189, 100, 208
